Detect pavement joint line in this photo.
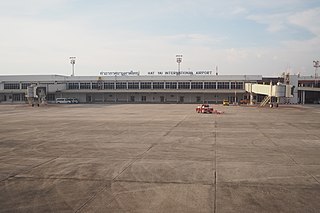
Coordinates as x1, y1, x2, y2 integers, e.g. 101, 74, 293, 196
76, 115, 196, 212
218, 181, 320, 188
113, 179, 213, 186
285, 154, 320, 185
287, 123, 308, 133
221, 175, 319, 182
259, 131, 320, 185
0, 157, 59, 182
112, 142, 158, 181
162, 115, 188, 136
113, 115, 191, 181
9, 176, 111, 181
75, 179, 214, 212
112, 130, 127, 136
74, 181, 110, 213
8, 177, 319, 189
213, 117, 217, 213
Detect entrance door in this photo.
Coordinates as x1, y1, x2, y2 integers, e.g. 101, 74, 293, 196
160, 96, 165, 103
179, 96, 184, 103
130, 96, 135, 102
86, 95, 92, 103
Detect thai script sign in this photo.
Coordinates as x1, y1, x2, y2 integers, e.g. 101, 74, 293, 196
100, 71, 140, 76
99, 70, 213, 76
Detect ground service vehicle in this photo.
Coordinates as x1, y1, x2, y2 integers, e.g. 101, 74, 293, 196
223, 99, 229, 106
56, 98, 71, 104
196, 104, 214, 113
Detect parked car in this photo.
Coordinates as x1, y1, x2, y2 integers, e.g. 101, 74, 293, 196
56, 98, 71, 104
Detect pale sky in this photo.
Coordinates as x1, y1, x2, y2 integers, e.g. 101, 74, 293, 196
0, 0, 319, 76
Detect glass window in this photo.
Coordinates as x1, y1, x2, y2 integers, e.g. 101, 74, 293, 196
217, 82, 229, 89
80, 82, 91, 89
67, 83, 79, 90
191, 82, 203, 89
178, 82, 190, 89
128, 82, 139, 89
104, 82, 114, 89
13, 94, 21, 101
92, 83, 97, 89
21, 83, 31, 89
47, 94, 55, 101
165, 82, 177, 89
231, 82, 243, 89
140, 82, 152, 89
116, 82, 127, 89
4, 83, 20, 90
153, 82, 164, 89
204, 82, 216, 89
92, 82, 103, 90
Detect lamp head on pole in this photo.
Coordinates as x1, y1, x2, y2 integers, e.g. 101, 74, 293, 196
70, 56, 76, 65
176, 55, 183, 63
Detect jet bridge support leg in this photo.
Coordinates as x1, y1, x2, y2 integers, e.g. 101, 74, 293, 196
250, 92, 254, 105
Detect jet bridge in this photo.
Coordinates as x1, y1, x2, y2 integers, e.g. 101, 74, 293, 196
245, 82, 294, 106
26, 84, 47, 107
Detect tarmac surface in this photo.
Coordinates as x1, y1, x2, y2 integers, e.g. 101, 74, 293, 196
0, 103, 320, 213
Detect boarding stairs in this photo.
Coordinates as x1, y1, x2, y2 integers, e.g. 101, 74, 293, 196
260, 96, 271, 107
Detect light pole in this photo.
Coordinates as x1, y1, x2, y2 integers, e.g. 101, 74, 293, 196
70, 56, 76, 76
313, 60, 319, 87
234, 82, 237, 104
176, 54, 183, 75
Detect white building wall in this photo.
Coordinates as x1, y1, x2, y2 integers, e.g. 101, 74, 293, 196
48, 84, 67, 93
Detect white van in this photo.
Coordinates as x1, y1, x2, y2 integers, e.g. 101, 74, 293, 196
56, 98, 71, 104
67, 98, 79, 104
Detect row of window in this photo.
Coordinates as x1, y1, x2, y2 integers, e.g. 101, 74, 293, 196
3, 83, 32, 90
3, 82, 244, 90
67, 82, 244, 90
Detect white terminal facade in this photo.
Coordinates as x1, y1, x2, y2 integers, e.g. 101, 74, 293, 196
0, 73, 319, 104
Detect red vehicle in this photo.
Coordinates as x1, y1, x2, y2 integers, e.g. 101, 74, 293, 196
196, 104, 214, 113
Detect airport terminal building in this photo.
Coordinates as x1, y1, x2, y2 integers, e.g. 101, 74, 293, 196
0, 73, 319, 104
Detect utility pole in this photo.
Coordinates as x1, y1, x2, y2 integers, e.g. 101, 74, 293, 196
313, 60, 319, 87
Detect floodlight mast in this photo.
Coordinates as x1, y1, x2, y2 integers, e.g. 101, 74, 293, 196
176, 55, 183, 76
313, 60, 319, 86
70, 56, 76, 76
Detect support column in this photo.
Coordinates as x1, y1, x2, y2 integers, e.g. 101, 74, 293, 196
250, 93, 254, 105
